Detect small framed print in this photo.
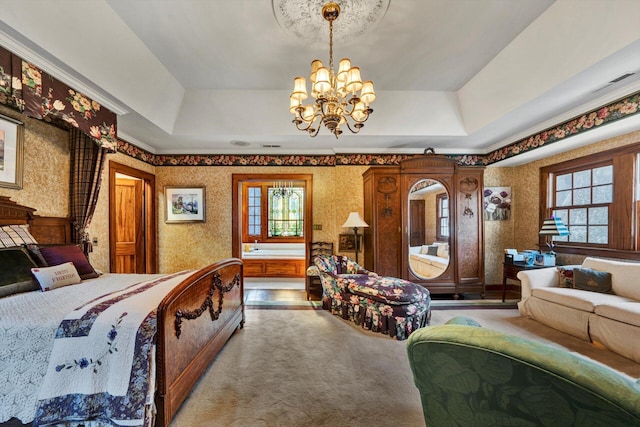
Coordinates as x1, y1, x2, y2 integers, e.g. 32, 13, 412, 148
0, 114, 24, 189
339, 233, 362, 252
164, 186, 206, 223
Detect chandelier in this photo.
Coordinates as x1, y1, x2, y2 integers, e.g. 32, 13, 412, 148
289, 2, 376, 138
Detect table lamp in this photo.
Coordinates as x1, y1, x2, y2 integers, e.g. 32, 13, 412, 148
341, 212, 369, 264
539, 216, 569, 255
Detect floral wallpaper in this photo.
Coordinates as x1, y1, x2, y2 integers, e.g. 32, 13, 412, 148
0, 105, 69, 217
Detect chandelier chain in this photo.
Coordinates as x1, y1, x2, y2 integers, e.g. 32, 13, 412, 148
289, 2, 375, 139
329, 19, 334, 73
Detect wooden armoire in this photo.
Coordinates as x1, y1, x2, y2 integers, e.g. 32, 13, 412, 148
363, 152, 485, 297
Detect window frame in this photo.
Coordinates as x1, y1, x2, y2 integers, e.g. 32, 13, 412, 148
436, 192, 449, 241
240, 178, 309, 244
539, 141, 640, 260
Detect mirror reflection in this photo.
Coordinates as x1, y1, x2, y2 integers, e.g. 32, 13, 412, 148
408, 179, 450, 279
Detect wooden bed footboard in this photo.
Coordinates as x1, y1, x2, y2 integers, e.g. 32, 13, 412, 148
155, 258, 245, 426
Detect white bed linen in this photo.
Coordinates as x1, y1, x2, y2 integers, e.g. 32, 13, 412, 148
0, 273, 162, 424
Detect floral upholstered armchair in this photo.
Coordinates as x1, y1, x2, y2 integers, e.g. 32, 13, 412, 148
314, 255, 431, 340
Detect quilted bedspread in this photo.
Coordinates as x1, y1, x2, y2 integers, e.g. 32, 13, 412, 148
0, 271, 191, 425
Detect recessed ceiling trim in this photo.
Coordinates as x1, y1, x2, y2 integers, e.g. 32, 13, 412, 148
0, 26, 130, 116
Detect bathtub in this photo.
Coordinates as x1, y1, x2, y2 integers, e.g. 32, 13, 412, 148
242, 243, 306, 278
241, 243, 305, 260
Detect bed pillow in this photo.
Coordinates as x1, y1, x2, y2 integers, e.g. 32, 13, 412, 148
0, 246, 39, 297
0, 224, 38, 248
573, 268, 612, 293
37, 245, 100, 280
31, 262, 81, 291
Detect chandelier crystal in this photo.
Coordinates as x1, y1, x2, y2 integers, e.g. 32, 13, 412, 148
289, 2, 375, 138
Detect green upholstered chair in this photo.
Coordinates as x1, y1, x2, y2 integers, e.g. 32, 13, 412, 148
406, 318, 640, 426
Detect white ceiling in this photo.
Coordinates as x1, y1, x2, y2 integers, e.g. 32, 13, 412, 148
0, 0, 639, 164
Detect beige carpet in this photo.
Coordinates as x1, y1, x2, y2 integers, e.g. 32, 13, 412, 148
169, 308, 640, 427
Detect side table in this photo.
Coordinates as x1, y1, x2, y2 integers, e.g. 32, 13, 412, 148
502, 262, 549, 302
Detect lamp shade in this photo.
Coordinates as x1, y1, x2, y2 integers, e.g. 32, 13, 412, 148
539, 217, 569, 236
342, 212, 369, 229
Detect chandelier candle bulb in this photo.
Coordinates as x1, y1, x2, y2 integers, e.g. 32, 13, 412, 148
310, 60, 322, 83
346, 67, 363, 93
314, 67, 331, 95
289, 1, 375, 138
289, 97, 301, 113
291, 77, 308, 101
361, 81, 376, 105
337, 58, 351, 81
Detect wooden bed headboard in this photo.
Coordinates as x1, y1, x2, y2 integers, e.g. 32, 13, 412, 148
0, 196, 72, 244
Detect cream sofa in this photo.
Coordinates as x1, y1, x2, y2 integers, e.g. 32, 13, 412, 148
409, 244, 449, 277
518, 257, 640, 363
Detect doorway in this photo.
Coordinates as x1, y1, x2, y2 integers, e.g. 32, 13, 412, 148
108, 161, 157, 273
232, 173, 313, 288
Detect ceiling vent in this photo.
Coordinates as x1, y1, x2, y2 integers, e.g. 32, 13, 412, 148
592, 72, 636, 93
230, 140, 250, 147
609, 72, 635, 83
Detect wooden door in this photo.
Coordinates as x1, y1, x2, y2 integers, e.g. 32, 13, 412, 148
409, 199, 425, 247
114, 177, 144, 273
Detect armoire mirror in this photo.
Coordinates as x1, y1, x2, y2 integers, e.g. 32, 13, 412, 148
407, 178, 450, 279
363, 151, 484, 297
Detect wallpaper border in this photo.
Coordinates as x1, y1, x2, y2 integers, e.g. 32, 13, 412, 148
116, 90, 640, 167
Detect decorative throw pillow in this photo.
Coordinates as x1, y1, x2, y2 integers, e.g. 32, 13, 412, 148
0, 224, 38, 248
557, 266, 575, 288
573, 268, 612, 293
31, 262, 81, 291
37, 245, 100, 280
0, 246, 39, 297
426, 245, 439, 256
23, 243, 47, 266
436, 243, 449, 258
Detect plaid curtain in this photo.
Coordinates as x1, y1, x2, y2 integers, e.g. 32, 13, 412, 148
69, 128, 108, 255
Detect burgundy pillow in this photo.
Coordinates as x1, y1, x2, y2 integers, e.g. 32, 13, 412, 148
37, 245, 99, 280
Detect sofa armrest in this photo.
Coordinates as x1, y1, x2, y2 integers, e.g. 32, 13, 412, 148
517, 267, 558, 300
406, 325, 640, 426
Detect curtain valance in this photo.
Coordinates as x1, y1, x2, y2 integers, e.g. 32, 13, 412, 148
0, 46, 117, 151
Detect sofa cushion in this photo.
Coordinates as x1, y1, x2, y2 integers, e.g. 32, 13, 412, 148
436, 243, 449, 258
531, 287, 632, 313
582, 257, 640, 300
557, 266, 575, 288
573, 268, 612, 293
594, 303, 640, 328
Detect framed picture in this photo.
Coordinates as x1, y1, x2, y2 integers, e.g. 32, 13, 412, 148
0, 114, 24, 189
339, 233, 362, 252
483, 186, 512, 221
164, 186, 206, 223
